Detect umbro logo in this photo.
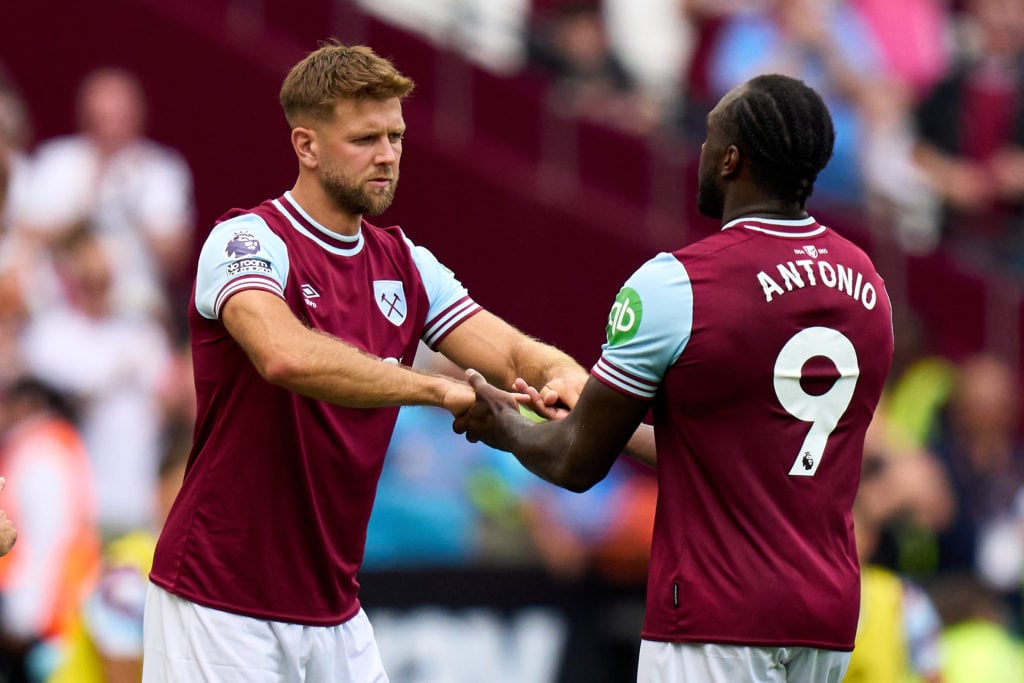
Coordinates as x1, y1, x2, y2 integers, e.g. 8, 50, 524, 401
301, 284, 320, 308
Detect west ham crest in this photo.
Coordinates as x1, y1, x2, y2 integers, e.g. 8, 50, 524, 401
374, 280, 407, 326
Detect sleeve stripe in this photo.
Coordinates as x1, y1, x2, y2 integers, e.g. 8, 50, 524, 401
214, 276, 285, 317
591, 357, 659, 400
423, 297, 482, 347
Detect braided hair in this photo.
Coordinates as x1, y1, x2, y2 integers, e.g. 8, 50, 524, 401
722, 74, 835, 206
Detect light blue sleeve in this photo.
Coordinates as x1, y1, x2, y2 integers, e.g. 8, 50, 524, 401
403, 234, 471, 321
194, 214, 290, 320
592, 252, 693, 400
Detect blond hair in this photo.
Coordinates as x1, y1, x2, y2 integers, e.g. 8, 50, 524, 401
279, 42, 414, 126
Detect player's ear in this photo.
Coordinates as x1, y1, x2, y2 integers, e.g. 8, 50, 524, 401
721, 144, 740, 178
292, 126, 318, 170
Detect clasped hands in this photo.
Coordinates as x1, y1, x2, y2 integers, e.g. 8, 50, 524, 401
451, 371, 575, 448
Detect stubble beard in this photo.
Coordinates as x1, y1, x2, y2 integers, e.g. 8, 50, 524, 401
696, 166, 724, 220
320, 166, 399, 217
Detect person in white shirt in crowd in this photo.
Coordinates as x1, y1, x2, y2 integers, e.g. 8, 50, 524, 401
17, 67, 194, 324
19, 227, 175, 540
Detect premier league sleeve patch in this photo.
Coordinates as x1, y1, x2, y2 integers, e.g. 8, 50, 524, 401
225, 231, 262, 257
374, 280, 407, 326
195, 215, 289, 320
226, 258, 273, 276
224, 231, 272, 277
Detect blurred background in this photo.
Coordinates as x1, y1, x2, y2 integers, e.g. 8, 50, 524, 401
2, 0, 1024, 681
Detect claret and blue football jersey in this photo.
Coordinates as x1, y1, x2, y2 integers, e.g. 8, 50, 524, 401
151, 192, 481, 624
594, 216, 894, 650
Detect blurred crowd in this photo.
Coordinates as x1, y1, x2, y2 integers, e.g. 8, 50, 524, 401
1, 0, 1024, 681
364, 0, 1024, 271
0, 64, 196, 682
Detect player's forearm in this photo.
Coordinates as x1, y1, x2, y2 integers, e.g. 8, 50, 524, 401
436, 311, 586, 395
257, 327, 465, 410
274, 333, 466, 409
227, 292, 471, 411
498, 419, 608, 492
510, 338, 588, 396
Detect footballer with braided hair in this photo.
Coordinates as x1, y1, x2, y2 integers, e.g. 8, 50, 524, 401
457, 74, 894, 682
723, 74, 836, 206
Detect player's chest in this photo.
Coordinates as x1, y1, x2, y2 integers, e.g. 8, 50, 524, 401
284, 251, 422, 351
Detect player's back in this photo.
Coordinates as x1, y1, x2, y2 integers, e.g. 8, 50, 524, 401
643, 216, 893, 650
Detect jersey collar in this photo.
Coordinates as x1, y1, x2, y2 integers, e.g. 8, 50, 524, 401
721, 215, 826, 238
272, 192, 366, 256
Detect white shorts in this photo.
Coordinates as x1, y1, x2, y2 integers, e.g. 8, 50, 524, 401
142, 583, 388, 683
637, 640, 851, 683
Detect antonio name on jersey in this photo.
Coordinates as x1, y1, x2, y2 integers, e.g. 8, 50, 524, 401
755, 249, 878, 311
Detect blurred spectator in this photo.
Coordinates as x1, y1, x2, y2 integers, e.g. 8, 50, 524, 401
930, 354, 1024, 570
354, 0, 531, 73
679, 0, 769, 120
925, 354, 1024, 623
526, 2, 661, 135
705, 0, 905, 208
878, 308, 957, 451
912, 0, 1024, 273
928, 572, 1024, 682
603, 0, 693, 127
47, 434, 188, 683
18, 227, 175, 539
860, 413, 956, 541
17, 67, 194, 328
850, 0, 953, 99
847, 422, 952, 683
0, 377, 100, 683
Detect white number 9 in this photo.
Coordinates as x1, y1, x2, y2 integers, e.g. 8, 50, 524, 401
773, 327, 859, 477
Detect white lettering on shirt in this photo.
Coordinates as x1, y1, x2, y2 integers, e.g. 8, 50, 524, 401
756, 259, 877, 310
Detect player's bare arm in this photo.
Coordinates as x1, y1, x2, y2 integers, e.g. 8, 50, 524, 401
437, 309, 589, 401
454, 371, 649, 492
224, 288, 485, 414
511, 376, 657, 467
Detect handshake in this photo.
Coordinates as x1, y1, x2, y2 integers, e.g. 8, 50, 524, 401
450, 370, 570, 451
446, 368, 653, 492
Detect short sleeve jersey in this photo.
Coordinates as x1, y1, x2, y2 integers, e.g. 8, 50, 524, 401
593, 216, 893, 650
150, 192, 481, 625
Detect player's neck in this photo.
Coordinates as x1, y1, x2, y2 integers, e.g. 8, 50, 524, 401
721, 197, 807, 225
289, 180, 362, 236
